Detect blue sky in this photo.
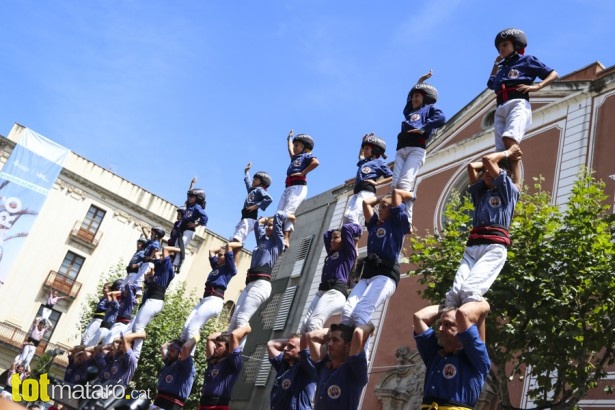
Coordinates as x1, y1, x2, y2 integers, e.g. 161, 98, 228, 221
2, 0, 614, 247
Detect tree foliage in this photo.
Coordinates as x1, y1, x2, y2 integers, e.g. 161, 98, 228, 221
408, 170, 615, 410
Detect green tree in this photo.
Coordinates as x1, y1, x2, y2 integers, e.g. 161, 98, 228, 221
408, 171, 615, 410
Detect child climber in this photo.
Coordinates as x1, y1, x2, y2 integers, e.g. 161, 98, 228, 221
391, 70, 446, 230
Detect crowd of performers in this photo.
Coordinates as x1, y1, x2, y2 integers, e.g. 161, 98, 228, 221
3, 28, 557, 410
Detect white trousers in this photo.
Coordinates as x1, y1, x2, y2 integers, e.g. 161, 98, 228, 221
446, 244, 507, 307
103, 322, 128, 345
300, 289, 347, 333
181, 296, 224, 341
89, 327, 110, 347
173, 230, 195, 267
494, 99, 532, 151
228, 280, 272, 331
129, 298, 165, 357
341, 276, 396, 326
277, 185, 308, 232
17, 344, 37, 368
81, 318, 102, 345
391, 146, 425, 225
231, 218, 257, 243
343, 191, 375, 226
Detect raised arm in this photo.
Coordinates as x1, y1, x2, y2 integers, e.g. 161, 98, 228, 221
467, 161, 484, 185
287, 130, 294, 157
180, 336, 199, 361
230, 326, 252, 351
417, 69, 432, 84
362, 195, 379, 224
188, 176, 198, 191
413, 304, 442, 335
482, 145, 522, 188
456, 300, 490, 338
349, 322, 375, 356
206, 332, 222, 358
267, 338, 287, 358
122, 330, 146, 352
301, 328, 329, 362
392, 188, 414, 207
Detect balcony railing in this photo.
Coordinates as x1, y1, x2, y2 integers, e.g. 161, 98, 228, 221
69, 220, 103, 249
0, 321, 69, 367
44, 270, 82, 300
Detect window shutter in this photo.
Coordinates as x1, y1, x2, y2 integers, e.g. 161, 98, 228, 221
273, 286, 297, 331
290, 236, 313, 278
254, 349, 272, 386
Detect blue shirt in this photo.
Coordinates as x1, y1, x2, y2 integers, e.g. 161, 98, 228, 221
96, 349, 138, 385
205, 251, 237, 290
243, 172, 273, 213
181, 203, 208, 228
287, 152, 316, 176
469, 170, 519, 230
415, 326, 490, 408
321, 223, 362, 284
157, 355, 196, 400
398, 104, 446, 149
201, 348, 243, 400
143, 239, 161, 259
150, 256, 176, 289
102, 300, 120, 325
250, 211, 286, 271
353, 157, 393, 192
488, 53, 554, 91
118, 284, 137, 318
270, 351, 316, 410
64, 356, 93, 385
366, 204, 410, 262
301, 349, 368, 410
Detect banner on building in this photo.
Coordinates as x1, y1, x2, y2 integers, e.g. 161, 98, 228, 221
0, 128, 70, 285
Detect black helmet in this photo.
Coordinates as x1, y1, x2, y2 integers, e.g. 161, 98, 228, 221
362, 135, 387, 159
137, 238, 147, 245
253, 171, 272, 188
188, 188, 206, 208
112, 279, 124, 291
151, 226, 165, 239
408, 83, 438, 105
495, 28, 527, 53
293, 134, 314, 151
176, 205, 186, 214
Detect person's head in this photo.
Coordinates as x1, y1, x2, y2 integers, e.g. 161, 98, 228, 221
292, 134, 314, 154
408, 83, 438, 109
111, 279, 124, 292
377, 195, 393, 221
216, 246, 227, 265
37, 320, 47, 329
175, 206, 186, 221
329, 230, 342, 252
327, 324, 354, 362
74, 350, 88, 365
495, 27, 527, 58
265, 217, 275, 238
165, 339, 184, 363
16, 364, 25, 373
151, 226, 165, 240
137, 238, 147, 250
481, 159, 510, 188
436, 308, 463, 352
283, 333, 302, 364
212, 334, 230, 359
361, 135, 387, 159
112, 338, 123, 353
187, 188, 207, 208
253, 171, 272, 189
102, 283, 112, 296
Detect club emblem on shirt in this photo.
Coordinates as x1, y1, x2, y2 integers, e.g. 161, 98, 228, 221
293, 158, 302, 167
507, 68, 520, 79
248, 192, 255, 202
376, 227, 386, 238
327, 385, 342, 399
410, 113, 421, 122
103, 371, 110, 379
111, 366, 118, 374
74, 375, 80, 382
282, 378, 292, 390
361, 166, 372, 174
165, 375, 174, 383
489, 197, 502, 207
185, 210, 193, 218
443, 363, 457, 379
211, 369, 219, 377
330, 251, 339, 260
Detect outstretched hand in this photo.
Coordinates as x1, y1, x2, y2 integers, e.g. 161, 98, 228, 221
245, 162, 252, 173
417, 69, 432, 83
